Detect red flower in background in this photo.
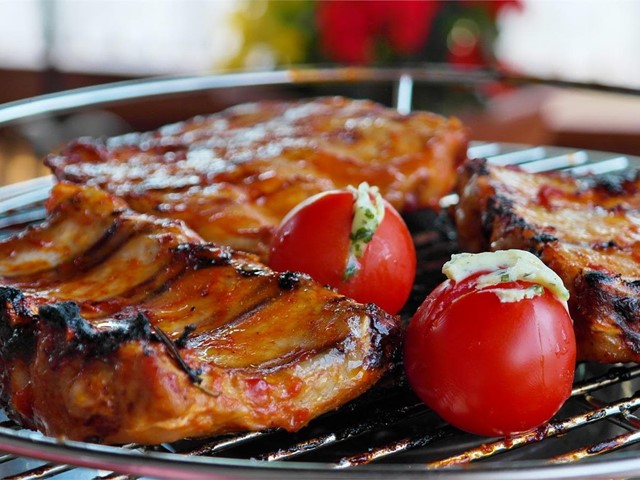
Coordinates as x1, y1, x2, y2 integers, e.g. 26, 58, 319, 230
227, 0, 522, 70
316, 0, 521, 66
316, 1, 440, 64
379, 1, 440, 55
316, 1, 370, 64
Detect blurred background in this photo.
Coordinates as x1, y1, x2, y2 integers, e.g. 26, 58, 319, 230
1, 0, 640, 185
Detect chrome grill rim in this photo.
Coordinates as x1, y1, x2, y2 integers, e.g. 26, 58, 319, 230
1, 66, 640, 479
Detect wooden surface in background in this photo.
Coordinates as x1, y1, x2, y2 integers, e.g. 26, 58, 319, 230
0, 128, 48, 186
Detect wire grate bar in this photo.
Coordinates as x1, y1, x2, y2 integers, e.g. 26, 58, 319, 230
185, 431, 271, 456
319, 365, 640, 468
94, 473, 138, 480
519, 150, 589, 173
427, 391, 640, 468
550, 428, 640, 464
564, 156, 630, 176
394, 74, 414, 115
0, 186, 52, 216
0, 453, 16, 464
486, 146, 547, 166
257, 402, 427, 461
336, 425, 456, 468
572, 365, 640, 397
467, 142, 502, 159
4, 463, 73, 480
575, 393, 640, 433
0, 207, 47, 231
0, 176, 54, 203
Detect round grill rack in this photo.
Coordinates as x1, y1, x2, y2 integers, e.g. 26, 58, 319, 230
1, 67, 640, 479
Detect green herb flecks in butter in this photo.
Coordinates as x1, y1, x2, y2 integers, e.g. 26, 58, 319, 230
344, 182, 385, 280
442, 249, 570, 305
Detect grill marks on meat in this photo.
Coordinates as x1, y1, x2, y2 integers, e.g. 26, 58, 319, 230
455, 158, 640, 363
0, 183, 400, 444
45, 96, 468, 259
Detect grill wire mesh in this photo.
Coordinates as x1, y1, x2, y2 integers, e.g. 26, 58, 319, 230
0, 143, 640, 479
1, 68, 640, 478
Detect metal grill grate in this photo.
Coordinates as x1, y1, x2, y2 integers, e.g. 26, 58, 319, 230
0, 142, 640, 479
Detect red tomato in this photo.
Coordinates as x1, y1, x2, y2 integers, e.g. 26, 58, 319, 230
269, 185, 416, 314
404, 271, 576, 437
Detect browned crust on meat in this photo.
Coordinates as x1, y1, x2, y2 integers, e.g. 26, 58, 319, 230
45, 96, 468, 259
0, 184, 401, 444
455, 157, 640, 363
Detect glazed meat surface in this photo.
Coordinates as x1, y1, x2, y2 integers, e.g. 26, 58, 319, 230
0, 183, 400, 444
455, 158, 640, 363
45, 96, 468, 259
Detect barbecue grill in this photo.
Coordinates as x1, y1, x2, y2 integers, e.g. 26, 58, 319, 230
1, 67, 640, 480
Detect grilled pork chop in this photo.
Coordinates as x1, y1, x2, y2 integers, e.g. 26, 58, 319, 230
0, 182, 400, 444
45, 96, 468, 259
454, 158, 640, 363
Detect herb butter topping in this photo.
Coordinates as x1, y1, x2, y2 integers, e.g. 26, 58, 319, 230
442, 249, 570, 305
345, 182, 385, 279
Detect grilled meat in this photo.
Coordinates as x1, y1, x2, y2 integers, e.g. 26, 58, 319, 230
45, 96, 468, 259
0, 182, 400, 444
454, 158, 640, 363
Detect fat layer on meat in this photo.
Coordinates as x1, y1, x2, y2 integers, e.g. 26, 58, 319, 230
455, 158, 640, 363
0, 183, 400, 444
45, 96, 468, 259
